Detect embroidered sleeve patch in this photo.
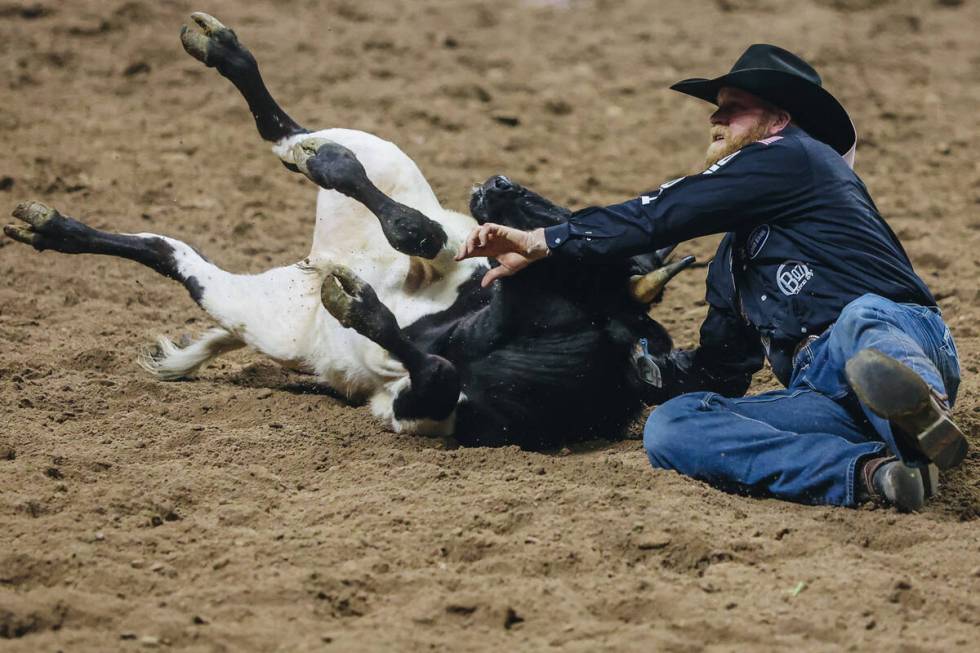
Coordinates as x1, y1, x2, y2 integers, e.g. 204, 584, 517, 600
746, 225, 770, 259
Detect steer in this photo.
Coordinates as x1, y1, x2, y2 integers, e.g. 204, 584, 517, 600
5, 13, 691, 448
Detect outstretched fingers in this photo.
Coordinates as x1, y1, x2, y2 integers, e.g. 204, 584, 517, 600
456, 223, 521, 260
456, 223, 552, 286
456, 224, 489, 260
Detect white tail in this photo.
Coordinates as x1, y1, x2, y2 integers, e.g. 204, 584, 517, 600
138, 327, 244, 380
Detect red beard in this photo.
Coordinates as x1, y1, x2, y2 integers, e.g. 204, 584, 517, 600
704, 121, 774, 168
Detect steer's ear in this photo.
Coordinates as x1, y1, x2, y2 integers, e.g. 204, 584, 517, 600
629, 255, 695, 304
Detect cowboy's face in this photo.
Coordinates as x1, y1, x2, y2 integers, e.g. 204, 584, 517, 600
705, 86, 788, 167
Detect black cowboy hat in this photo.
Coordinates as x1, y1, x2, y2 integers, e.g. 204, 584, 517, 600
671, 44, 855, 157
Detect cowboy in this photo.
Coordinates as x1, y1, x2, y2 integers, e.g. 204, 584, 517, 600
455, 44, 967, 511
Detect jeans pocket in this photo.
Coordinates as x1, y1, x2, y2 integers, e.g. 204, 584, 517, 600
793, 340, 814, 370
901, 302, 941, 319
795, 332, 849, 399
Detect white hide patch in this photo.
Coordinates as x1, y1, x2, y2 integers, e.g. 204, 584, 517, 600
370, 376, 459, 437
140, 127, 480, 437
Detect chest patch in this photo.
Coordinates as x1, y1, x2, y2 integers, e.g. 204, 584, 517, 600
746, 225, 770, 259
776, 260, 814, 296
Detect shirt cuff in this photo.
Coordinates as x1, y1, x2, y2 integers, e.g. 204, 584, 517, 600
544, 223, 571, 251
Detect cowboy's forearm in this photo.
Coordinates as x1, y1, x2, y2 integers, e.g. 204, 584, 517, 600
544, 138, 808, 261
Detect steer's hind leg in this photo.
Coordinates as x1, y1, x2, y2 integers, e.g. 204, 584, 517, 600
6, 201, 210, 302
5, 201, 324, 376
320, 265, 461, 423
292, 138, 448, 260
181, 12, 306, 144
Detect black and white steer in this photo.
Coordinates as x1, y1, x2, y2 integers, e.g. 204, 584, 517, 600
5, 13, 692, 448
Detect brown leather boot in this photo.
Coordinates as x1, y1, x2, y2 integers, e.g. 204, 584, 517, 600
845, 349, 967, 470
859, 456, 938, 513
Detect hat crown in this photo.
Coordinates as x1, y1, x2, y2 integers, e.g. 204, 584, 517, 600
730, 44, 822, 87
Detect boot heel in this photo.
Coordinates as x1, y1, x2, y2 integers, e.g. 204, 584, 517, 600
918, 410, 968, 470
921, 463, 940, 500
845, 349, 968, 470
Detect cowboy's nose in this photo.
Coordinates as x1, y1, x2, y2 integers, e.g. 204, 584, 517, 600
710, 109, 726, 125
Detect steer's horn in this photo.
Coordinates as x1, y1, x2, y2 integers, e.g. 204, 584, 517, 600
630, 255, 696, 304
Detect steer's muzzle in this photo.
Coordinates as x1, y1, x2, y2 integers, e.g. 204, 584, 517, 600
469, 175, 570, 229
470, 175, 518, 223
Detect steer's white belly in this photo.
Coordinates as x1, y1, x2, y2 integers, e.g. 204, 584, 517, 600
267, 129, 485, 422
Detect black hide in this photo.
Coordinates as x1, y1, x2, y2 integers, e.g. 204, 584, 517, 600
402, 176, 674, 449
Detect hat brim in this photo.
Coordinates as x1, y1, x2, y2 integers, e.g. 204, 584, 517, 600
671, 69, 855, 156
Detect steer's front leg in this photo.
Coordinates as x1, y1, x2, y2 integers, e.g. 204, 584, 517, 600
290, 138, 448, 260
320, 265, 461, 422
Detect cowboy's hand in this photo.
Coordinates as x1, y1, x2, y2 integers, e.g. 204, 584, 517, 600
455, 223, 549, 287
456, 223, 533, 259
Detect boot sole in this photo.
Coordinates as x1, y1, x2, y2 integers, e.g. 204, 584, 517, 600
845, 349, 967, 470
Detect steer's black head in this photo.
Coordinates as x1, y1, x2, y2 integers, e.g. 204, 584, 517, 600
465, 174, 691, 359
470, 175, 571, 230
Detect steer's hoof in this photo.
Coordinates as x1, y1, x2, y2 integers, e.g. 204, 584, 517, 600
12, 200, 58, 228
290, 137, 334, 178
3, 223, 37, 246
290, 138, 365, 197
190, 11, 226, 35
4, 201, 59, 248
320, 265, 392, 342
180, 12, 252, 71
180, 25, 211, 64
321, 265, 369, 329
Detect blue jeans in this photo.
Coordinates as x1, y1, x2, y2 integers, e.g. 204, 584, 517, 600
643, 294, 961, 507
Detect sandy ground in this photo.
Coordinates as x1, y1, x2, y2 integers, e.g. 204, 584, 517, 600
2, 0, 980, 650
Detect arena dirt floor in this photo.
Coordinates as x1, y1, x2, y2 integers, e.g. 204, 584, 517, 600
2, 0, 979, 650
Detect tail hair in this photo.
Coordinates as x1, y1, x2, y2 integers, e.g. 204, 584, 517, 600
138, 327, 243, 381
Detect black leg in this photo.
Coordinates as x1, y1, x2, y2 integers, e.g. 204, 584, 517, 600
180, 13, 306, 143
292, 139, 448, 260
320, 265, 461, 421
5, 201, 206, 304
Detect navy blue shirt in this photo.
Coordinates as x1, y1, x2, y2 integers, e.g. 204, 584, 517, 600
544, 126, 935, 390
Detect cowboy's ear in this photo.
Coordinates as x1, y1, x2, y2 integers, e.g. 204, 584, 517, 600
772, 110, 792, 133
